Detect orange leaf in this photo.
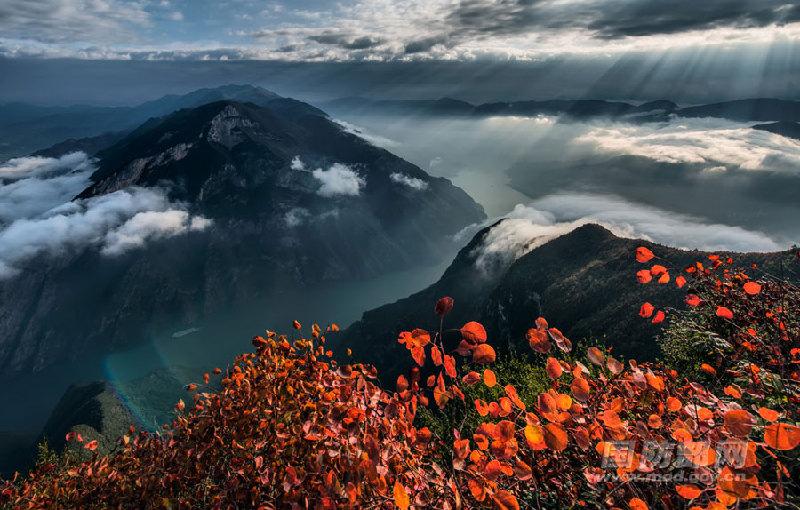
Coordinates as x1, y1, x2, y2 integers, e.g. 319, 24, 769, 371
571, 377, 590, 402
84, 440, 98, 451
758, 407, 780, 422
685, 294, 702, 307
462, 371, 481, 385
764, 423, 800, 450
636, 270, 653, 284
472, 344, 496, 364
629, 497, 648, 510
393, 481, 410, 510
675, 484, 703, 499
546, 357, 563, 379
650, 264, 668, 276
716, 306, 734, 320
483, 369, 497, 388
467, 479, 485, 502
639, 302, 654, 318
524, 424, 545, 450
723, 409, 754, 437
666, 397, 682, 412
743, 281, 761, 295
431, 345, 443, 366
635, 246, 655, 263
700, 363, 716, 376
461, 322, 487, 343
543, 423, 568, 451
548, 327, 572, 352
493, 490, 520, 510
645, 372, 665, 391
723, 385, 741, 399
453, 439, 471, 460
444, 355, 457, 378
396, 375, 409, 392
526, 328, 551, 353
475, 399, 489, 416
675, 275, 686, 288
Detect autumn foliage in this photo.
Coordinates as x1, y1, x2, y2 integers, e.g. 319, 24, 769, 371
1, 248, 798, 509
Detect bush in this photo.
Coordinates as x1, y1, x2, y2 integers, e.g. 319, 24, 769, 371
2, 249, 798, 509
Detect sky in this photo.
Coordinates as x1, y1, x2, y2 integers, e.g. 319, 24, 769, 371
1, 0, 799, 61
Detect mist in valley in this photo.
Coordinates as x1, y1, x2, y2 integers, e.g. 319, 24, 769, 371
331, 113, 800, 249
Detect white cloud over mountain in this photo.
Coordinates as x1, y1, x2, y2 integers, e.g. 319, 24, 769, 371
390, 172, 428, 190
473, 193, 783, 275
312, 163, 365, 197
0, 153, 211, 278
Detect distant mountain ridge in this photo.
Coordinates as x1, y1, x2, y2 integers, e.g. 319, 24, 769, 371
753, 121, 800, 140
6, 88, 800, 161
321, 96, 800, 124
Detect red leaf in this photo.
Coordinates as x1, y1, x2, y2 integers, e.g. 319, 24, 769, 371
472, 344, 496, 364
460, 322, 487, 343
764, 423, 800, 450
716, 306, 734, 320
483, 369, 497, 387
685, 294, 702, 307
434, 296, 454, 316
636, 270, 653, 284
743, 281, 761, 295
444, 355, 457, 378
635, 246, 655, 263
393, 481, 410, 510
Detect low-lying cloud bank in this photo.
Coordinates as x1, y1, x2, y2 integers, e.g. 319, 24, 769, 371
0, 152, 211, 279
0, 152, 95, 223
576, 118, 800, 173
473, 193, 784, 274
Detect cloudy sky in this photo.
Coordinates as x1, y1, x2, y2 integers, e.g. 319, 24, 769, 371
1, 0, 799, 60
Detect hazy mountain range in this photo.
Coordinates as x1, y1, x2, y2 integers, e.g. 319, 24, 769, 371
5, 87, 800, 161
321, 96, 800, 124
0, 86, 484, 377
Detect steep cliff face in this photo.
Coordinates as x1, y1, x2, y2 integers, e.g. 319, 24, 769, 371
0, 97, 485, 376
342, 223, 791, 382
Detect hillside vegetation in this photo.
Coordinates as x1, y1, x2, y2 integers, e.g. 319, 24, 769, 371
2, 247, 798, 509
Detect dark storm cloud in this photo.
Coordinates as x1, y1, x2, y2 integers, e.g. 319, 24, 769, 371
588, 0, 800, 38
307, 33, 383, 50
403, 36, 450, 54
444, 0, 800, 39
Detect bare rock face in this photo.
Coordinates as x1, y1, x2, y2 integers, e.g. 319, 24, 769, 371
206, 105, 256, 148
